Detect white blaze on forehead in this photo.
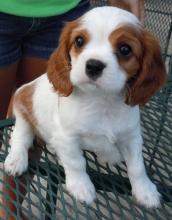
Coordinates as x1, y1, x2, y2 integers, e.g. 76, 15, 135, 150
80, 6, 140, 40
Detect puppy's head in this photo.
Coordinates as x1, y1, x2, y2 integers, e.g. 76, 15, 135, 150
47, 6, 166, 106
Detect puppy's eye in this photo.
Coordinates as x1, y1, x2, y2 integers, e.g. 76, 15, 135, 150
119, 44, 132, 57
75, 36, 85, 48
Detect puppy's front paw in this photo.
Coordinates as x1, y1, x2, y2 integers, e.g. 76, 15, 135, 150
4, 150, 28, 176
66, 174, 96, 204
133, 180, 160, 208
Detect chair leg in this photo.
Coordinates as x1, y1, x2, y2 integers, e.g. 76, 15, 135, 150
45, 174, 59, 220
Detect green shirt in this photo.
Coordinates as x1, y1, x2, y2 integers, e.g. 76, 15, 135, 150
0, 0, 81, 17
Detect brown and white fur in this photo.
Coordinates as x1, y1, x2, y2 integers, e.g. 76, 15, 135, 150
4, 7, 166, 207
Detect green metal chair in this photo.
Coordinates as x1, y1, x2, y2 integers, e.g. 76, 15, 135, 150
0, 0, 172, 219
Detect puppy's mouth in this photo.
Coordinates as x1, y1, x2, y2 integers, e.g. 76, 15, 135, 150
77, 79, 100, 92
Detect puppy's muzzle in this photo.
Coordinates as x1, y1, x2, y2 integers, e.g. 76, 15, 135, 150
86, 59, 106, 81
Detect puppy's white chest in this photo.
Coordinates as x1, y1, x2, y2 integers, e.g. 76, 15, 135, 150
81, 109, 118, 142
59, 92, 139, 143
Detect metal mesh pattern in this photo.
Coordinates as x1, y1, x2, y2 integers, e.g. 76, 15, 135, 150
0, 1, 172, 219
144, 0, 172, 55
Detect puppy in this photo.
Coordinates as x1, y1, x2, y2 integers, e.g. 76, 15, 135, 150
4, 7, 166, 207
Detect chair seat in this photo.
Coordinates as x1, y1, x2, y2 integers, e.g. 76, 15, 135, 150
0, 98, 172, 220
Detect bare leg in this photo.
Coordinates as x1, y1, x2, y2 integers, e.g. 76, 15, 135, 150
0, 63, 18, 119
0, 56, 47, 219
16, 56, 47, 87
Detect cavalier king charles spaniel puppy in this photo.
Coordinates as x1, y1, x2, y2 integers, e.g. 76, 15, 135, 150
4, 7, 166, 208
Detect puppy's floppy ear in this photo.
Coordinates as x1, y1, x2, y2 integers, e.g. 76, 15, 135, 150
125, 30, 167, 106
47, 21, 78, 96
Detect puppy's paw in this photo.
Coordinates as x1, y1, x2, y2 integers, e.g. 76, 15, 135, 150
66, 174, 96, 204
4, 150, 28, 176
133, 180, 161, 208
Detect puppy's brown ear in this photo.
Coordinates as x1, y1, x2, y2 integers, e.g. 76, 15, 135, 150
47, 21, 78, 96
125, 30, 167, 106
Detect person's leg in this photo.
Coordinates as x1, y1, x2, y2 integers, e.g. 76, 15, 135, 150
0, 63, 18, 219
16, 56, 47, 87
0, 56, 47, 219
0, 57, 47, 119
0, 12, 30, 119
0, 12, 47, 219
0, 63, 18, 120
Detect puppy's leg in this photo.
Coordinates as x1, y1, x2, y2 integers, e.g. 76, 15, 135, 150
4, 111, 34, 176
121, 130, 160, 208
51, 135, 96, 204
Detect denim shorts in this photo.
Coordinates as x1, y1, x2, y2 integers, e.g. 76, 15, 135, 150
0, 0, 90, 67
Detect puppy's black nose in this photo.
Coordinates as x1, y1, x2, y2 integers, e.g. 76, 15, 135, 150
86, 59, 106, 80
